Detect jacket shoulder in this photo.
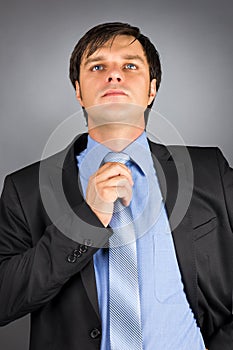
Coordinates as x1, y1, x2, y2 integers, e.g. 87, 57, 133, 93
149, 140, 222, 164
168, 144, 220, 161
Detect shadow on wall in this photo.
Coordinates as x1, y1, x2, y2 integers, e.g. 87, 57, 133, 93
0, 316, 29, 350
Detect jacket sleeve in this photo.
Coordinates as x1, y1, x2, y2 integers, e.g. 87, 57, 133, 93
0, 174, 110, 326
208, 320, 233, 350
207, 148, 233, 349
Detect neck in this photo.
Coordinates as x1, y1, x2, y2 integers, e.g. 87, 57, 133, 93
88, 123, 144, 152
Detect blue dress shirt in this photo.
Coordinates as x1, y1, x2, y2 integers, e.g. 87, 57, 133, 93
77, 132, 206, 350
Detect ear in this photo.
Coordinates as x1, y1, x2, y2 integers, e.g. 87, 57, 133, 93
75, 81, 84, 107
148, 78, 157, 105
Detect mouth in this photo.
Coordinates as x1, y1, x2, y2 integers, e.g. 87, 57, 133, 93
102, 89, 128, 98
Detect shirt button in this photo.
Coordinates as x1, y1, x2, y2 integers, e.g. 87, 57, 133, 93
90, 328, 101, 339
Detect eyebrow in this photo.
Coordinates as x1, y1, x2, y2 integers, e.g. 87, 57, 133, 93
83, 54, 146, 67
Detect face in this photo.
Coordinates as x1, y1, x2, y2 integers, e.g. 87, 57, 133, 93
75, 35, 156, 110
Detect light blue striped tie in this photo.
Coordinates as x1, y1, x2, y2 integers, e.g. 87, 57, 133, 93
103, 152, 143, 350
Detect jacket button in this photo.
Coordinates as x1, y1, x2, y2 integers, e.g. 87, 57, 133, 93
90, 328, 101, 339
73, 249, 82, 258
67, 253, 77, 263
79, 244, 88, 253
83, 238, 93, 247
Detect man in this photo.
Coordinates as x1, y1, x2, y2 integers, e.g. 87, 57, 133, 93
0, 22, 232, 349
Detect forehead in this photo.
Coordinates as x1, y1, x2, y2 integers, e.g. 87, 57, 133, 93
81, 35, 146, 63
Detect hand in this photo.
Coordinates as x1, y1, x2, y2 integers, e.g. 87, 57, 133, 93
86, 162, 134, 227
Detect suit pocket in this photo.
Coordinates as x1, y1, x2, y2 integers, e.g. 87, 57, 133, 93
193, 217, 217, 240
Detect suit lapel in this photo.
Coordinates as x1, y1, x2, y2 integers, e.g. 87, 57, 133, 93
64, 156, 101, 319
48, 134, 101, 320
149, 141, 199, 322
80, 260, 100, 318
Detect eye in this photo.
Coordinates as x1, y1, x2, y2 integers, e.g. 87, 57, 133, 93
91, 64, 104, 71
124, 63, 137, 70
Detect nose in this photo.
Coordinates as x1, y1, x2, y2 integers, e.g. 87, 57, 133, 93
106, 65, 123, 83
108, 76, 121, 83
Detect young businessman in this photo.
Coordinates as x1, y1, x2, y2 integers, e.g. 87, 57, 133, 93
0, 22, 232, 349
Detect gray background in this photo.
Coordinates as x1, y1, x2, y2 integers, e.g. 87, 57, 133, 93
0, 0, 232, 348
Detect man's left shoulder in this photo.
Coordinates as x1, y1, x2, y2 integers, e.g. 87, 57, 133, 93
171, 144, 231, 173
149, 140, 225, 165
168, 144, 218, 157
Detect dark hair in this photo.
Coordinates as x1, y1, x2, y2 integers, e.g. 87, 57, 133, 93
69, 22, 162, 108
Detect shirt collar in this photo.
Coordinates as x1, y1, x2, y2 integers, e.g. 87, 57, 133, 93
77, 131, 154, 182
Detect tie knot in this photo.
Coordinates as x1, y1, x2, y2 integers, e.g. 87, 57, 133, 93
103, 152, 130, 165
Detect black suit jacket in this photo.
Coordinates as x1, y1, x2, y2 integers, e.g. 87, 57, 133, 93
0, 133, 232, 350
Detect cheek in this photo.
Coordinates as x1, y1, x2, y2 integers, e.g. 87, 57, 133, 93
80, 88, 98, 108
136, 79, 151, 99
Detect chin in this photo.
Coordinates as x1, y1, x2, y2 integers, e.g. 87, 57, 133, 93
86, 102, 145, 128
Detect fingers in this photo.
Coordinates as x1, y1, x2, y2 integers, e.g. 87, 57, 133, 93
96, 162, 134, 186
96, 178, 132, 208
89, 162, 133, 204
86, 162, 134, 226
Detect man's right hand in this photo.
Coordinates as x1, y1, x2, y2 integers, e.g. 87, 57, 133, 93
86, 161, 134, 227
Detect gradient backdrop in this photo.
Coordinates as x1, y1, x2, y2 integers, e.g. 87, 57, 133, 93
0, 0, 233, 348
